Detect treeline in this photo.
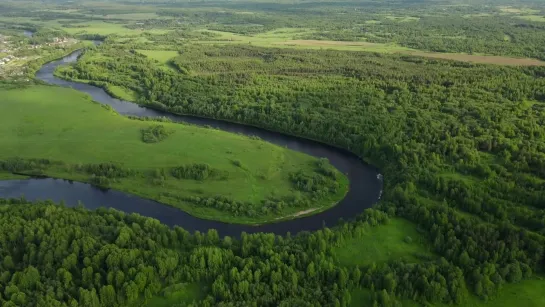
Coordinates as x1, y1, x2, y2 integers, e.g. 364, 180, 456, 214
0, 157, 56, 174
179, 193, 315, 218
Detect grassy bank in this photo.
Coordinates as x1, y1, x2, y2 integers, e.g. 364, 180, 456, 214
0, 85, 348, 224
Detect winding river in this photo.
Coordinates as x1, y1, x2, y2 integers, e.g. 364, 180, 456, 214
0, 49, 382, 237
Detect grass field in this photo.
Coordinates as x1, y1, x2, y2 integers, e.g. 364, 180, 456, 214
146, 283, 202, 307
351, 277, 545, 307
518, 15, 545, 22
107, 85, 138, 101
0, 85, 348, 224
137, 50, 179, 64
333, 218, 434, 266
498, 6, 541, 14
136, 50, 180, 72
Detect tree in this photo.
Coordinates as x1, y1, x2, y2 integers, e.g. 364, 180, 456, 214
99, 285, 116, 307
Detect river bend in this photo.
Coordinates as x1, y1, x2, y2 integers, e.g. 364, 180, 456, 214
0, 50, 382, 237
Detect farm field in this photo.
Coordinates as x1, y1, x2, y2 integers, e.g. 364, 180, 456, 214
0, 85, 348, 224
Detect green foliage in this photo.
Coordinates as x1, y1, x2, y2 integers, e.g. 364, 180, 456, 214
231, 159, 243, 168
81, 162, 132, 178
0, 157, 54, 173
316, 158, 337, 179
0, 202, 407, 307
181, 194, 312, 218
89, 175, 112, 188
171, 163, 211, 180
141, 124, 174, 143
289, 170, 339, 196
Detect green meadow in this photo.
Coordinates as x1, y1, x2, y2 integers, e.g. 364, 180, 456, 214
145, 283, 203, 307
333, 218, 434, 266
0, 85, 348, 224
137, 50, 179, 64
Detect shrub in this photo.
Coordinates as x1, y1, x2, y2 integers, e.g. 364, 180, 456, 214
0, 157, 53, 172
316, 158, 337, 179
81, 163, 132, 178
171, 163, 211, 180
89, 175, 111, 188
141, 124, 174, 143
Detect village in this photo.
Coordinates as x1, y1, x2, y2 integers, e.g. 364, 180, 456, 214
0, 54, 15, 66
0, 32, 76, 78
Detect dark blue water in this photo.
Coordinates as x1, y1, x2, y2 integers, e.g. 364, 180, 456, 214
0, 50, 382, 237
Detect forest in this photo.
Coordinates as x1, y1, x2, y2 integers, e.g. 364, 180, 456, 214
56, 38, 545, 305
2, 0, 545, 306
0, 200, 471, 307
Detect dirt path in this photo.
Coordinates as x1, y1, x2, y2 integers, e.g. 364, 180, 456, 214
275, 207, 320, 220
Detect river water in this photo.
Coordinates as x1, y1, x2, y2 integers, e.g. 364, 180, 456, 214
0, 49, 382, 236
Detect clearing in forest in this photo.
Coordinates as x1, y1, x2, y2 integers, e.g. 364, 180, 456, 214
332, 218, 434, 266
136, 50, 179, 64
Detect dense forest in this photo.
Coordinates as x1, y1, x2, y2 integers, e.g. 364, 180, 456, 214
55, 40, 545, 304
1, 200, 438, 307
